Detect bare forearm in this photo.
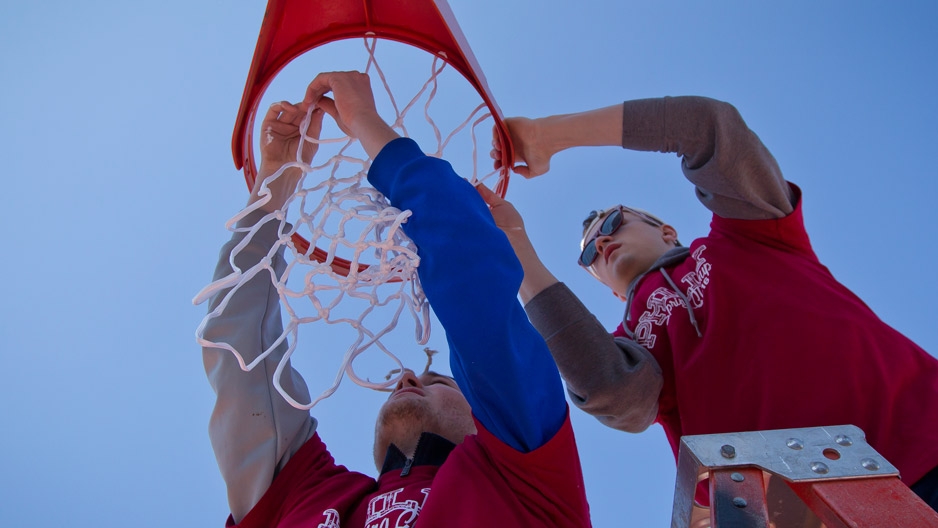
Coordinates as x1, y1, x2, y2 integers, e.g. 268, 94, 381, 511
533, 104, 623, 155
501, 227, 559, 304
249, 166, 304, 212
354, 114, 401, 160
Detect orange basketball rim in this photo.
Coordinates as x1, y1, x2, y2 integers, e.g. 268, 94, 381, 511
231, 0, 515, 276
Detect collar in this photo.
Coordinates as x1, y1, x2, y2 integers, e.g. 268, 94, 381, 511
625, 246, 690, 302
622, 246, 691, 338
379, 432, 457, 476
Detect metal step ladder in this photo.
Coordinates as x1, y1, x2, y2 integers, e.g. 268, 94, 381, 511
670, 425, 938, 527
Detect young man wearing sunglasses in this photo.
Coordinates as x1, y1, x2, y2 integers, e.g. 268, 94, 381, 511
479, 96, 938, 511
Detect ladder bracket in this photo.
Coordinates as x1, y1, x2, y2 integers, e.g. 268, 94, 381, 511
680, 424, 897, 482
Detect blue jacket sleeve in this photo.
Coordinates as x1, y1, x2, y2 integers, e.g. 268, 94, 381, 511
367, 137, 567, 452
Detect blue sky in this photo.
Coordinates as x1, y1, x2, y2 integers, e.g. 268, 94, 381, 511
1, 2, 936, 527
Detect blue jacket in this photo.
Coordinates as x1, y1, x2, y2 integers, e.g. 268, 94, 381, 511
368, 137, 566, 452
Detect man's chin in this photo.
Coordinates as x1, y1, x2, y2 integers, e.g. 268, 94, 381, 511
374, 398, 433, 460
378, 397, 430, 428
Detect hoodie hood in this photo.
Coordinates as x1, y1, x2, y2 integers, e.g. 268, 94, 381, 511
620, 246, 702, 339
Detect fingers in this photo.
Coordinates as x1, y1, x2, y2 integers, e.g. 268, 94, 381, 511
265, 120, 300, 136
278, 102, 305, 123
315, 96, 353, 137
490, 148, 503, 170
263, 101, 306, 127
304, 71, 373, 107
491, 124, 511, 171
489, 145, 532, 179
513, 165, 532, 179
297, 107, 324, 163
263, 102, 284, 124
304, 72, 337, 106
303, 71, 358, 105
303, 107, 326, 140
308, 106, 324, 127
261, 102, 323, 143
315, 96, 339, 122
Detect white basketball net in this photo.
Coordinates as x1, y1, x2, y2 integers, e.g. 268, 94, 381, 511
194, 37, 502, 410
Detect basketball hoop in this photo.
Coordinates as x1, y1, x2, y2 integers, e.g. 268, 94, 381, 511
234, 0, 513, 275
194, 0, 514, 410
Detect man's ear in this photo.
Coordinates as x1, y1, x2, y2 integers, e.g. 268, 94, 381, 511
661, 224, 678, 245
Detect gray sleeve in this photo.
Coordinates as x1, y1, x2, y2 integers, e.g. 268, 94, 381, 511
201, 210, 317, 523
524, 282, 663, 433
621, 96, 795, 220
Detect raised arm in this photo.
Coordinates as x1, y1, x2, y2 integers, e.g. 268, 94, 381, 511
494, 97, 794, 219
200, 103, 323, 523
306, 71, 567, 452
483, 97, 796, 433
492, 105, 623, 178
477, 186, 663, 432
620, 96, 793, 218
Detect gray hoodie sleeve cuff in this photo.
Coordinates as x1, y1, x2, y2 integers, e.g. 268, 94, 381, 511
526, 282, 663, 432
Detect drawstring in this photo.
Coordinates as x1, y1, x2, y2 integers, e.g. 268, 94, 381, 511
659, 269, 703, 337
621, 246, 694, 339
623, 289, 636, 339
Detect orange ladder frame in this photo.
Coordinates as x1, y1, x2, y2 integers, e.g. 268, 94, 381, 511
670, 425, 938, 527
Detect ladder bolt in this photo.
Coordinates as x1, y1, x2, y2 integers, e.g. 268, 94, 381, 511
811, 461, 830, 474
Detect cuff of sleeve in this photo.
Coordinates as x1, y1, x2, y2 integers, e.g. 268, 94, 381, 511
621, 98, 668, 150
366, 137, 425, 198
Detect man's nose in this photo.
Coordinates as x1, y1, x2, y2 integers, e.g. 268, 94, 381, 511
396, 369, 422, 390
594, 235, 612, 256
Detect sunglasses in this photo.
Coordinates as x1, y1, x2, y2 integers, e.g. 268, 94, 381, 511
578, 206, 662, 268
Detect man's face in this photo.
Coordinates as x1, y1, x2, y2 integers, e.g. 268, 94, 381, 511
373, 369, 476, 468
581, 207, 677, 298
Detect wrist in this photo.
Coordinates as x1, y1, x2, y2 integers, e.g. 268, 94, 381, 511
250, 166, 303, 210
257, 163, 300, 180
533, 115, 570, 157
351, 114, 400, 159
537, 105, 624, 152
502, 226, 534, 250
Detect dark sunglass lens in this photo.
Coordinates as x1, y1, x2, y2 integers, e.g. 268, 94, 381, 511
600, 209, 622, 235
579, 241, 599, 267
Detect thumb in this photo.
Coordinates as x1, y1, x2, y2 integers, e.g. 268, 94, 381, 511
316, 96, 353, 137
512, 164, 533, 179
306, 107, 325, 138
316, 96, 338, 119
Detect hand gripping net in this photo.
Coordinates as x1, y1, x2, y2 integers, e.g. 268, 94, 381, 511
194, 38, 503, 410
